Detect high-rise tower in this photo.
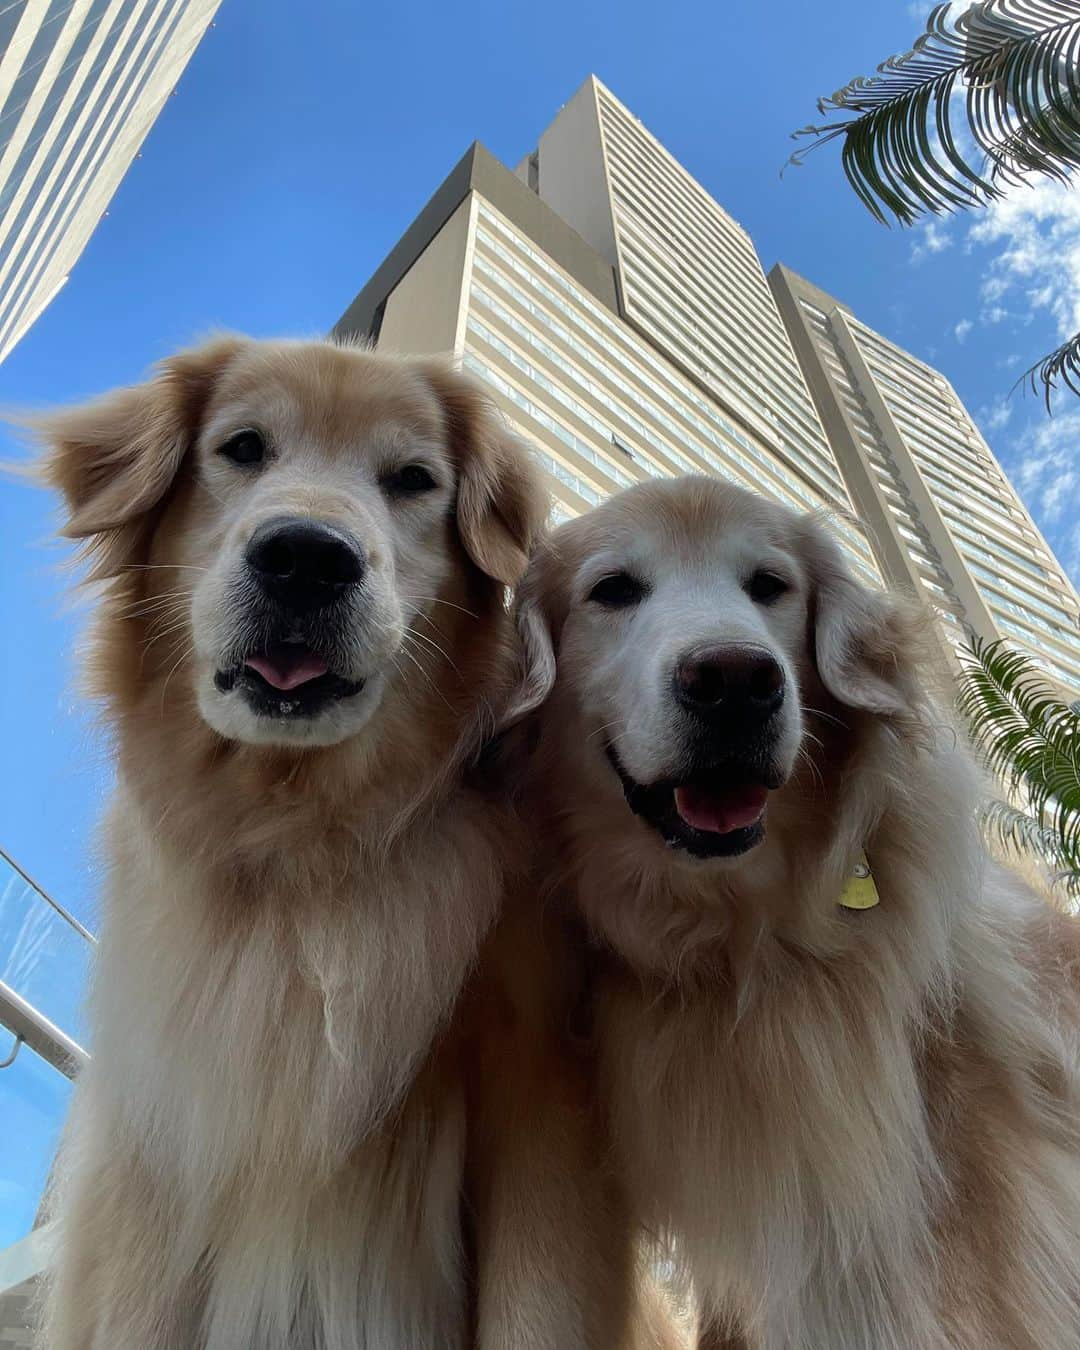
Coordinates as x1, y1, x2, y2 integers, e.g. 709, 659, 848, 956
335, 78, 879, 583
771, 264, 1080, 692
0, 0, 222, 361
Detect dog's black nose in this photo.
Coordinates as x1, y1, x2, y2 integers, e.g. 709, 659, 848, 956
673, 645, 784, 721
245, 517, 364, 612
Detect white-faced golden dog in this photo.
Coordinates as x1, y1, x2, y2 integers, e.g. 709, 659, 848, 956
516, 475, 1080, 1350
33, 336, 548, 1349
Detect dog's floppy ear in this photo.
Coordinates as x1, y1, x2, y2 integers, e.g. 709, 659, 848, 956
800, 514, 928, 719
502, 537, 564, 729
424, 363, 548, 588
33, 335, 244, 576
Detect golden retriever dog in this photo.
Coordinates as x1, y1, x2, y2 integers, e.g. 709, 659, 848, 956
514, 475, 1080, 1350
32, 335, 549, 1349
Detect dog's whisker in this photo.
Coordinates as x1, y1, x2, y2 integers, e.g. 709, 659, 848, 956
118, 590, 193, 616
397, 594, 479, 621
409, 612, 455, 644
404, 625, 460, 676
159, 643, 194, 713
795, 744, 825, 793
120, 563, 208, 573
395, 641, 454, 712
800, 728, 825, 754
803, 704, 849, 731
141, 620, 193, 655
587, 719, 624, 745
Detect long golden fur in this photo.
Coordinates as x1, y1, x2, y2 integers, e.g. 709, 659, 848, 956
33, 336, 550, 1349
517, 475, 1080, 1349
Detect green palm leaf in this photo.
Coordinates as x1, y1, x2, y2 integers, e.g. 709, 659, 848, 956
983, 796, 1060, 859
956, 636, 1080, 887
1019, 327, 1080, 409
789, 1, 1080, 226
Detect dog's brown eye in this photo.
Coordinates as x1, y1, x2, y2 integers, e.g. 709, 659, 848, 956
746, 570, 789, 605
588, 572, 646, 608
382, 464, 438, 497
219, 430, 265, 466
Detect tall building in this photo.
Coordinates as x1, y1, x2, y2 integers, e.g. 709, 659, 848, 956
335, 77, 881, 586
770, 265, 1080, 693
333, 72, 1079, 692
0, 0, 222, 363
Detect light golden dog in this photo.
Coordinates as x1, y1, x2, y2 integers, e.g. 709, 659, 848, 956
516, 475, 1080, 1350
33, 336, 550, 1349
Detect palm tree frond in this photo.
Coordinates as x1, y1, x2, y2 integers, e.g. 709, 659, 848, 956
788, 0, 1080, 225
956, 636, 1080, 875
982, 800, 1080, 897
983, 796, 1058, 857
1017, 327, 1080, 409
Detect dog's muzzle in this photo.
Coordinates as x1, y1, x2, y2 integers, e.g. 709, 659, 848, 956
214, 516, 368, 720
605, 743, 780, 860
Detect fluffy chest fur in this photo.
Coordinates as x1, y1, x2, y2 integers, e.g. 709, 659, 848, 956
593, 867, 1080, 1350
52, 781, 504, 1350
86, 782, 504, 1185
598, 950, 945, 1347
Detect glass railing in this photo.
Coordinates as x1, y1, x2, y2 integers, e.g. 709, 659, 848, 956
0, 848, 93, 1254
0, 1034, 73, 1248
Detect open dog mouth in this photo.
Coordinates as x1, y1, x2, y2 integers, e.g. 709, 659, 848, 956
605, 744, 774, 860
214, 640, 364, 718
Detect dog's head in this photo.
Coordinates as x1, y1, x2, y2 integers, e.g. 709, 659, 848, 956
515, 476, 927, 866
36, 336, 546, 751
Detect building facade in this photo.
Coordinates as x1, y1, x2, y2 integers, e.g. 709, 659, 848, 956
334, 78, 880, 586
334, 73, 1079, 692
770, 265, 1080, 692
0, 0, 222, 363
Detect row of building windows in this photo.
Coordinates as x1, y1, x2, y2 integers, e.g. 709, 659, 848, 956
0, 0, 192, 352
597, 93, 759, 275
799, 307, 960, 600
476, 215, 824, 514
474, 203, 877, 575
466, 338, 881, 586
609, 191, 840, 459
470, 208, 878, 580
795, 291, 1080, 686
616, 241, 846, 502
976, 570, 1079, 644
473, 233, 772, 491
471, 275, 850, 526
948, 515, 1064, 588
463, 351, 603, 507
995, 616, 1080, 687
467, 313, 638, 491
608, 178, 833, 456
594, 103, 843, 484
472, 280, 692, 485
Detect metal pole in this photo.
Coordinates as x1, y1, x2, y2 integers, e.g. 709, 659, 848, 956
0, 979, 88, 1078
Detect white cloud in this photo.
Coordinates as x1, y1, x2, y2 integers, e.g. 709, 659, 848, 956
981, 275, 1009, 302
910, 218, 952, 264
954, 318, 974, 343
998, 409, 1080, 582
979, 398, 1013, 433
968, 179, 1080, 340
905, 1, 963, 23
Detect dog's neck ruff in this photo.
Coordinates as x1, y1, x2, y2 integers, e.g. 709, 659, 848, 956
839, 851, 879, 910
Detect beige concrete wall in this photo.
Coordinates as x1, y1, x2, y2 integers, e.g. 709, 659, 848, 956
375, 196, 472, 357
769, 265, 932, 595
534, 77, 620, 272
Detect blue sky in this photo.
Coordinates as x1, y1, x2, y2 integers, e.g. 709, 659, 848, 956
1, 0, 1078, 936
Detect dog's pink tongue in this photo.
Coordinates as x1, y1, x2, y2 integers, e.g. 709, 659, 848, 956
245, 650, 328, 691
674, 783, 768, 834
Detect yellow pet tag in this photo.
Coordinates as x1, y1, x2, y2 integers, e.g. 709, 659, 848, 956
839, 852, 880, 910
